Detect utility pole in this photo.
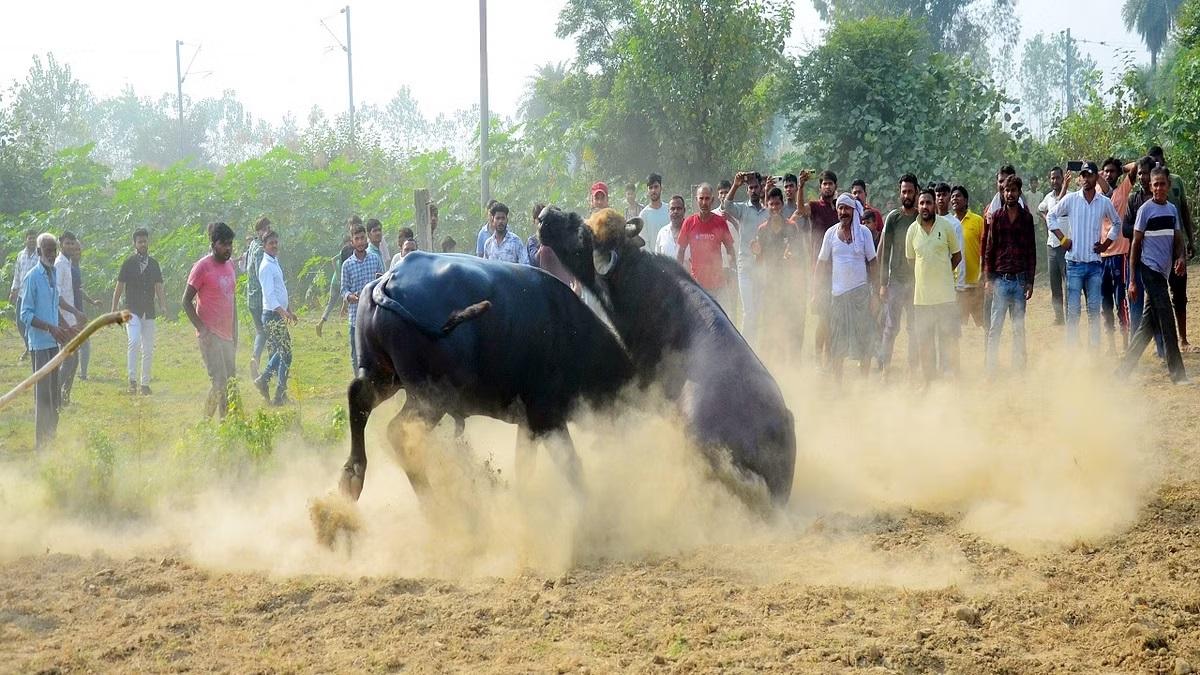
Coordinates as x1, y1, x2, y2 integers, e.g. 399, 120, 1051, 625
342, 5, 355, 153
176, 40, 185, 160
1064, 28, 1075, 118
479, 0, 490, 212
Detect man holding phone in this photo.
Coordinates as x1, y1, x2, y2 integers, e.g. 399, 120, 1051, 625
722, 171, 770, 342
1051, 161, 1122, 348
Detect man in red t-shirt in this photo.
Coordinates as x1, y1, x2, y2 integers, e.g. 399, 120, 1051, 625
677, 183, 738, 309
184, 222, 238, 419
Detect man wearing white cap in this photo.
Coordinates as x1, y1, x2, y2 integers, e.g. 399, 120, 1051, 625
817, 193, 878, 379
1051, 160, 1122, 348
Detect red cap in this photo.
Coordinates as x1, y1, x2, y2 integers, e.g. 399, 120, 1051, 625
590, 181, 609, 197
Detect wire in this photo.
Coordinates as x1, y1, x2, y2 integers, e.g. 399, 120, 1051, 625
180, 43, 204, 85
319, 17, 347, 52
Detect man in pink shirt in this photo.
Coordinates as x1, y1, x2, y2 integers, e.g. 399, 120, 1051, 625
184, 222, 238, 419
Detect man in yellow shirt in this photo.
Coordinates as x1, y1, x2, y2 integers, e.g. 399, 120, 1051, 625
907, 189, 963, 383
952, 185, 986, 330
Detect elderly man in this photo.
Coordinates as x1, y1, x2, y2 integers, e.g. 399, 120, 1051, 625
20, 233, 84, 448
816, 193, 878, 379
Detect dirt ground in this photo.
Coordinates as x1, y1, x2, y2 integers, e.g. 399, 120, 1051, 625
4, 297, 1200, 674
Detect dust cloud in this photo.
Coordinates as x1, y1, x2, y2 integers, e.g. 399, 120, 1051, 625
0, 353, 1161, 589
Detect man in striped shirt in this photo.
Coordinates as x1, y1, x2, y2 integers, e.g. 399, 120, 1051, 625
1118, 168, 1188, 383
1050, 161, 1121, 348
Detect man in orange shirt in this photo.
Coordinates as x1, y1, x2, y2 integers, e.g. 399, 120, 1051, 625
678, 183, 738, 310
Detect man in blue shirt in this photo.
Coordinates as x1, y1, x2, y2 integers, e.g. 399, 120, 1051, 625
19, 233, 85, 449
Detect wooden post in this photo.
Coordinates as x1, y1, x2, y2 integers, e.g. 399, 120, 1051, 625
414, 188, 432, 252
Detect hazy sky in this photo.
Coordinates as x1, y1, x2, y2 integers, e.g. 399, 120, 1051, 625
1, 1, 1146, 124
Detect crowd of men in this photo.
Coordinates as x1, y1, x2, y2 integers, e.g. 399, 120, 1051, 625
9, 144, 1195, 449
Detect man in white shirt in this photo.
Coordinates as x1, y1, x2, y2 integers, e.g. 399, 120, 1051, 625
638, 172, 670, 249
985, 165, 1025, 220
656, 195, 689, 260
254, 230, 298, 406
935, 182, 965, 290
9, 228, 38, 355
1051, 161, 1122, 348
54, 232, 86, 405
721, 171, 771, 343
1038, 166, 1069, 325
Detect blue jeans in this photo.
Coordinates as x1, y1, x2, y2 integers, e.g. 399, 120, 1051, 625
349, 324, 358, 374
1101, 255, 1128, 340
1066, 260, 1104, 347
986, 274, 1027, 371
1128, 265, 1166, 357
260, 312, 292, 400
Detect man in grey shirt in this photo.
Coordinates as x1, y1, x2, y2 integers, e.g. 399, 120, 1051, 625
1118, 167, 1188, 383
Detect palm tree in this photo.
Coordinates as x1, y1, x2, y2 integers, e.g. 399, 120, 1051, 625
517, 62, 568, 124
1123, 0, 1185, 73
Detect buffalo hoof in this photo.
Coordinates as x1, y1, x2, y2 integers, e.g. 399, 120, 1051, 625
339, 462, 366, 501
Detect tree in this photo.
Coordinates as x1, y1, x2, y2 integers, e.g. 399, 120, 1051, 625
0, 91, 52, 217
550, 0, 793, 187
784, 16, 1013, 207
92, 86, 177, 174
1019, 32, 1100, 139
1123, 0, 1185, 72
518, 62, 568, 125
809, 0, 1017, 71
7, 53, 96, 153
1162, 0, 1200, 190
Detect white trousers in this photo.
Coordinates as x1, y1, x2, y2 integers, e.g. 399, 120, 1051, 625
127, 315, 156, 385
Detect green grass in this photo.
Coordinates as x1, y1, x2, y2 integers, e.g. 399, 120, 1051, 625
0, 312, 356, 513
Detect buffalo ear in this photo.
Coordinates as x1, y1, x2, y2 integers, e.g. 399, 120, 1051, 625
625, 217, 644, 239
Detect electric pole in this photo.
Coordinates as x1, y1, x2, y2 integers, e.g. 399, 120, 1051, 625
1064, 28, 1075, 118
342, 5, 355, 153
479, 0, 490, 212
176, 40, 185, 160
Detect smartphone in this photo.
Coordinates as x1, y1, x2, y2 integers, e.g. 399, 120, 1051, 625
1066, 160, 1084, 172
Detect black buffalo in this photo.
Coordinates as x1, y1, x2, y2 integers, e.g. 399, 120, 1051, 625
341, 251, 634, 501
537, 208, 796, 507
